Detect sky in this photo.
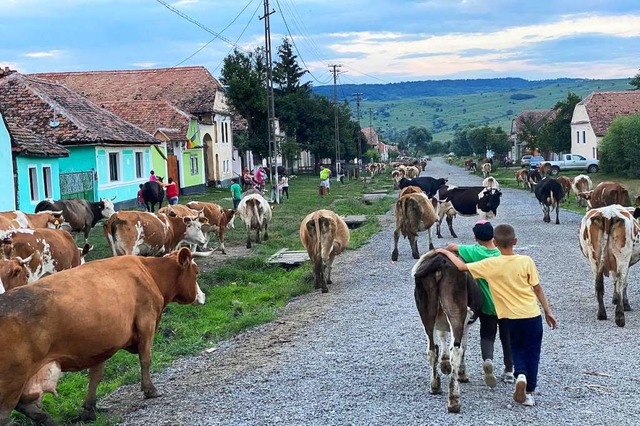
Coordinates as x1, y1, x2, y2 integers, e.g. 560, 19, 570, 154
1, 0, 639, 86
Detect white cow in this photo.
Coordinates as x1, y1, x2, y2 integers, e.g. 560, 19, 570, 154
237, 194, 272, 248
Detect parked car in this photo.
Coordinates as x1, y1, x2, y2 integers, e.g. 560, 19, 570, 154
543, 154, 599, 175
528, 156, 545, 169
520, 155, 532, 167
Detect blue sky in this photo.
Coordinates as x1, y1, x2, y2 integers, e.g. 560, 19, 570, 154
1, 0, 639, 85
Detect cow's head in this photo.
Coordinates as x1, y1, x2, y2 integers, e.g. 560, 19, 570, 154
0, 256, 32, 293
99, 198, 117, 218
182, 216, 208, 246
578, 191, 594, 209
165, 247, 205, 305
223, 209, 236, 229
478, 188, 502, 219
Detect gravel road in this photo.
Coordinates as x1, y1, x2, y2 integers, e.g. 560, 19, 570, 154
105, 158, 640, 426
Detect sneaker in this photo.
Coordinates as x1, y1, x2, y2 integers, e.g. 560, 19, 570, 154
503, 370, 515, 384
523, 393, 535, 407
482, 359, 497, 388
513, 374, 527, 404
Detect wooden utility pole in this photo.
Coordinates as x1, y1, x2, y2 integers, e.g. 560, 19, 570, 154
352, 92, 363, 177
329, 64, 342, 174
260, 0, 279, 203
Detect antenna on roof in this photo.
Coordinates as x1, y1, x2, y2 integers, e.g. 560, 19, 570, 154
50, 108, 60, 128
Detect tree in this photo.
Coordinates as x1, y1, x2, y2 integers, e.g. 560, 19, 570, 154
278, 136, 300, 171
365, 148, 380, 163
537, 92, 582, 154
388, 150, 400, 160
273, 38, 310, 95
630, 69, 640, 90
404, 126, 432, 156
599, 112, 640, 177
220, 48, 269, 158
450, 128, 472, 156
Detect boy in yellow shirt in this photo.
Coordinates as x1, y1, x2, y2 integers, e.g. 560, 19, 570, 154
436, 224, 558, 407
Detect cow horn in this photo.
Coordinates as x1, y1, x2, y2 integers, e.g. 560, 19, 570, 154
110, 196, 117, 202
17, 253, 34, 265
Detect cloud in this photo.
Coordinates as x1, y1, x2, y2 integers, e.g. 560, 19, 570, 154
131, 62, 159, 68
171, 0, 198, 6
23, 50, 60, 58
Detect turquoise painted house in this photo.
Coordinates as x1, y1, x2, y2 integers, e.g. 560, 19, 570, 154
0, 72, 158, 209
0, 111, 16, 211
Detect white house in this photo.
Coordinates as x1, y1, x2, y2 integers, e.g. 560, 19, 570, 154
571, 91, 640, 160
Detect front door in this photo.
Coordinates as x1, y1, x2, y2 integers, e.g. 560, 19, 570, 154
167, 155, 180, 189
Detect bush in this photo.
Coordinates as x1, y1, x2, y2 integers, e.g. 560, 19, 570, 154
600, 113, 640, 177
510, 93, 536, 100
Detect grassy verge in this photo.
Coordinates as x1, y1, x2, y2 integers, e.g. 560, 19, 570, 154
24, 174, 396, 425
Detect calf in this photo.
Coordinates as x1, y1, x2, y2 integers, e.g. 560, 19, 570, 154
300, 210, 350, 293
35, 198, 116, 244
186, 201, 235, 254
104, 211, 208, 256
0, 248, 205, 425
434, 186, 501, 239
481, 163, 491, 178
534, 178, 563, 224
514, 169, 528, 188
392, 193, 438, 261
0, 210, 63, 231
579, 205, 640, 327
398, 177, 448, 198
1, 228, 89, 284
527, 170, 542, 192
572, 174, 593, 207
236, 194, 272, 248
556, 176, 572, 203
579, 181, 631, 210
412, 252, 483, 413
482, 176, 499, 190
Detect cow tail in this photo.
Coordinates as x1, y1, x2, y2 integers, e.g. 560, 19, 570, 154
253, 201, 262, 229
104, 214, 126, 256
401, 196, 415, 238
314, 215, 323, 261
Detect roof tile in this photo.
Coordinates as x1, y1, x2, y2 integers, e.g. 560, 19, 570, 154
580, 91, 640, 136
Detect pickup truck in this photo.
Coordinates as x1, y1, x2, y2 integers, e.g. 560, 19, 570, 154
541, 154, 599, 175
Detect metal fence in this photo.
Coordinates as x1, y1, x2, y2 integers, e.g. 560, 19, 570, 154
60, 171, 94, 201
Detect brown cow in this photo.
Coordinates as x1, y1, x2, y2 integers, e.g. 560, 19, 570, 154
400, 185, 423, 197
556, 176, 572, 203
392, 192, 438, 261
300, 210, 350, 293
538, 162, 552, 177
0, 210, 63, 231
0, 258, 30, 293
405, 166, 420, 179
514, 169, 528, 188
1, 228, 90, 285
578, 181, 631, 210
412, 251, 484, 413
0, 248, 205, 425
104, 211, 208, 256
579, 205, 640, 327
481, 163, 491, 178
186, 201, 236, 254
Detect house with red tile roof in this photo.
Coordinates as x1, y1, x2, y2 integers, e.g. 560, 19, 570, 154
0, 72, 158, 211
571, 91, 640, 160
361, 127, 390, 160
509, 109, 555, 160
33, 66, 236, 190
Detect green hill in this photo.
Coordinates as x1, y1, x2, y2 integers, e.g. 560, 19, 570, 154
314, 78, 632, 143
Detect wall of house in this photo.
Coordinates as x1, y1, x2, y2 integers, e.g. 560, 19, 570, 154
0, 114, 16, 210
15, 156, 61, 213
95, 146, 153, 207
571, 104, 599, 159
181, 148, 205, 194
151, 143, 168, 179
214, 115, 234, 186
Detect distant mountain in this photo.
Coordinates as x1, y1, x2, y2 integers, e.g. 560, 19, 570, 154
311, 77, 632, 142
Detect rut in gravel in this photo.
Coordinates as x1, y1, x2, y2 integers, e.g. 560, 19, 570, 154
104, 158, 640, 426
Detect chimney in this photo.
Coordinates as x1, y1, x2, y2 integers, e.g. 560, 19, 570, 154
0, 67, 16, 78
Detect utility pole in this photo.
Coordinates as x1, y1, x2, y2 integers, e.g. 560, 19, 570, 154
260, 0, 279, 203
352, 92, 363, 177
329, 64, 342, 175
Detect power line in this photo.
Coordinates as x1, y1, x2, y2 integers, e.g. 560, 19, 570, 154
273, 0, 331, 85
342, 64, 390, 84
154, 0, 251, 53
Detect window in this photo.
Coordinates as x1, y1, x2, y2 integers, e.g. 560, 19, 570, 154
582, 131, 586, 145
190, 154, 199, 175
29, 167, 39, 202
109, 152, 120, 182
576, 131, 580, 143
42, 166, 52, 199
135, 152, 144, 179
593, 148, 596, 159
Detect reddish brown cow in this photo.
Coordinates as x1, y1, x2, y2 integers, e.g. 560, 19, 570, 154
1, 229, 89, 285
400, 185, 423, 197
0, 248, 205, 425
186, 201, 235, 254
0, 211, 63, 231
104, 211, 208, 256
0, 258, 30, 293
300, 210, 350, 293
514, 169, 528, 188
556, 176, 572, 203
579, 181, 631, 209
392, 193, 438, 261
538, 162, 552, 177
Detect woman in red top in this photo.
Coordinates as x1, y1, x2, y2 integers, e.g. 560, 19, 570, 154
164, 177, 179, 205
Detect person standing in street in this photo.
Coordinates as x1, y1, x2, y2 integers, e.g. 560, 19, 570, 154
319, 165, 331, 196
230, 177, 242, 210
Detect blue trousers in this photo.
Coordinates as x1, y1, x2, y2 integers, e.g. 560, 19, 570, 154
505, 315, 542, 392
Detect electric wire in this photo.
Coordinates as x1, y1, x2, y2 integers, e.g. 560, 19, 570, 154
211, 0, 262, 74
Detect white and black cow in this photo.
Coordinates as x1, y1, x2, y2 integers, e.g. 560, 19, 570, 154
398, 177, 448, 198
35, 198, 116, 244
435, 186, 502, 238
534, 178, 563, 224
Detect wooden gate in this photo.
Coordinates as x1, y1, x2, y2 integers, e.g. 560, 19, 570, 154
60, 171, 95, 201
167, 155, 180, 188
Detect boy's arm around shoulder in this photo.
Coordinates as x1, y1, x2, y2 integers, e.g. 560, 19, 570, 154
434, 248, 468, 271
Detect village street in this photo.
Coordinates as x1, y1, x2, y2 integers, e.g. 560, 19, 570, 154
105, 159, 640, 426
